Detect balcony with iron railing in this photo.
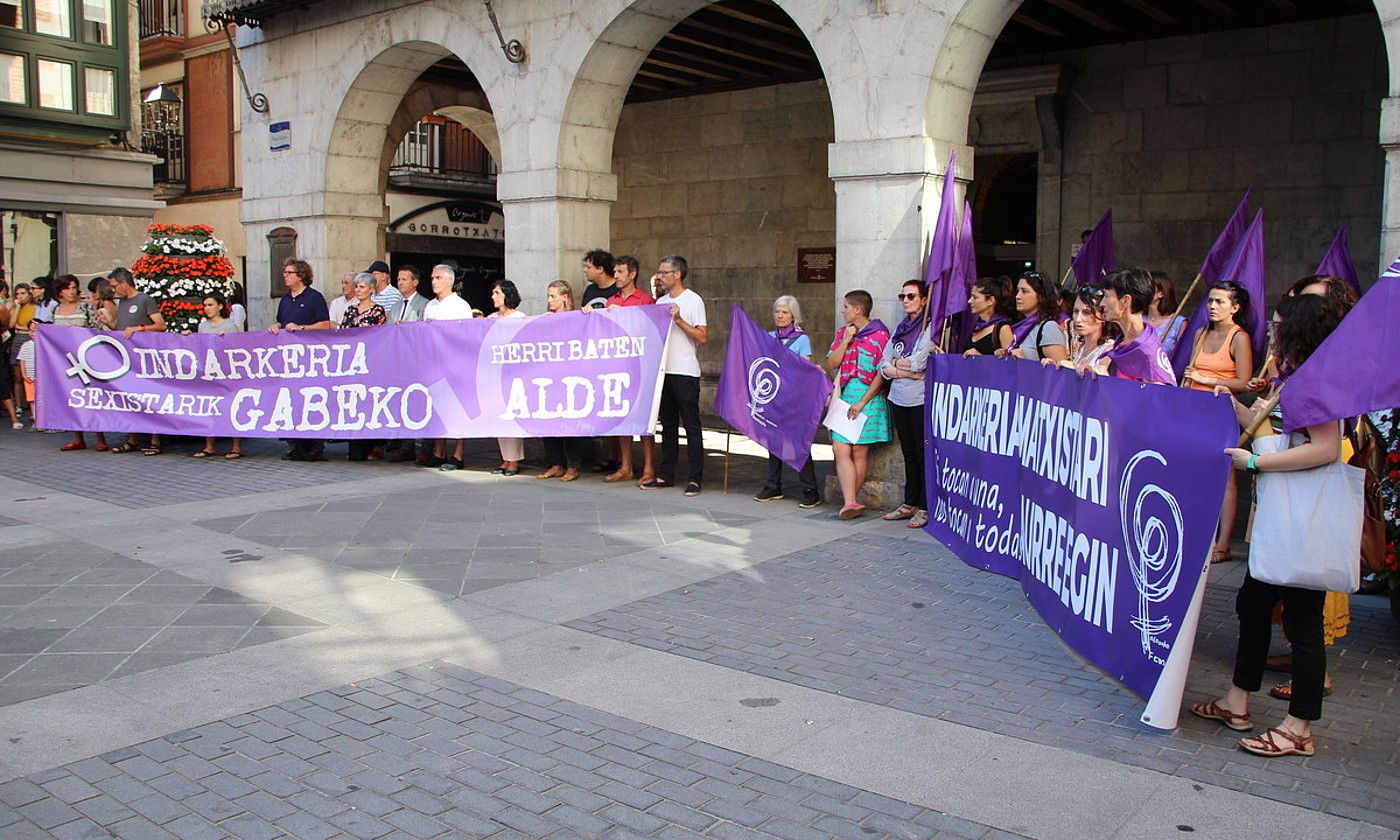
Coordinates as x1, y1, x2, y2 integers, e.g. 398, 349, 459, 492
389, 118, 497, 195
139, 0, 184, 38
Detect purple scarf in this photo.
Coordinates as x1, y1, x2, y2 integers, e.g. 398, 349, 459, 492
972, 315, 1009, 334
854, 318, 889, 341
774, 324, 803, 342
889, 314, 924, 357
1010, 315, 1042, 346
1105, 323, 1174, 384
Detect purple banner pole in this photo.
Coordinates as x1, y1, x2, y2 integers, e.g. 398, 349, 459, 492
922, 355, 1236, 728
34, 306, 675, 439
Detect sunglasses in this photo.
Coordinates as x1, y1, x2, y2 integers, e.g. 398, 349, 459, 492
897, 292, 921, 301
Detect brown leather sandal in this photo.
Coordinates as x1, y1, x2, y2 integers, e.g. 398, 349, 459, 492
1240, 726, 1314, 757
1189, 699, 1254, 732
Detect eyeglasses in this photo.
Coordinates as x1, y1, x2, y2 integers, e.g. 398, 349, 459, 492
897, 292, 921, 301
1080, 287, 1105, 300
657, 269, 679, 276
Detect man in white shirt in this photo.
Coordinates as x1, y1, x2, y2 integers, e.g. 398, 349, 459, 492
642, 255, 707, 496
423, 264, 473, 468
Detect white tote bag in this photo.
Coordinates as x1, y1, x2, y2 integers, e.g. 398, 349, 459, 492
1247, 433, 1364, 593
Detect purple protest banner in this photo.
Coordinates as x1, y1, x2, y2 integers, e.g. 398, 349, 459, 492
715, 304, 833, 471
923, 355, 1236, 729
33, 306, 674, 438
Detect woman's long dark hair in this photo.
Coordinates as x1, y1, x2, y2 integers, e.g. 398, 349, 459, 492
1274, 293, 1344, 371
1209, 280, 1250, 328
1019, 271, 1061, 322
973, 275, 1016, 320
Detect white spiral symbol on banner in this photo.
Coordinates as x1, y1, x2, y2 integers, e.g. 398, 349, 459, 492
1119, 450, 1184, 660
65, 335, 131, 385
747, 356, 781, 428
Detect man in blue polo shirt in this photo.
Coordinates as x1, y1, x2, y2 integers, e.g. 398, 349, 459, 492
269, 258, 332, 460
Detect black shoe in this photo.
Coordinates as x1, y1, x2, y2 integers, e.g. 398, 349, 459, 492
754, 487, 784, 502
684, 482, 702, 497
640, 478, 674, 490
281, 451, 306, 462
798, 492, 822, 509
592, 460, 621, 474
420, 456, 446, 468
439, 458, 464, 471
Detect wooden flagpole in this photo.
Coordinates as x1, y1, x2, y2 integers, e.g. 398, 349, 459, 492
1240, 388, 1282, 447
1169, 272, 1206, 324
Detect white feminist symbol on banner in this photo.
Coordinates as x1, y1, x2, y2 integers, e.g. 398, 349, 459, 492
747, 356, 781, 428
65, 335, 131, 385
1119, 450, 1184, 664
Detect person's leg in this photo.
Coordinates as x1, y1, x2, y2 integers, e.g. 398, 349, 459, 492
230, 438, 243, 456
202, 436, 218, 456
1212, 470, 1239, 561
675, 376, 703, 486
766, 454, 784, 493
499, 437, 523, 471
851, 443, 870, 495
639, 438, 656, 484
900, 405, 926, 510
833, 441, 857, 506
798, 454, 819, 497
1222, 571, 1281, 713
562, 438, 583, 480
610, 436, 634, 481
540, 438, 565, 478
1278, 586, 1327, 725
655, 377, 679, 484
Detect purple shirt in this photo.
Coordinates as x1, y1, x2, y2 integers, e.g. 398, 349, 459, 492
1106, 322, 1175, 384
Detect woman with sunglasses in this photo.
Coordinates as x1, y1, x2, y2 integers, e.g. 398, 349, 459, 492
1183, 280, 1253, 564
961, 276, 1015, 356
851, 280, 933, 527
998, 271, 1068, 363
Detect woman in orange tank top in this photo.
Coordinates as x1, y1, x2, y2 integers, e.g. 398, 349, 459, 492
1183, 280, 1254, 564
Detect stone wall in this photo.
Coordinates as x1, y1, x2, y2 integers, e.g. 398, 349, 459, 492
609, 80, 838, 379
1048, 14, 1386, 301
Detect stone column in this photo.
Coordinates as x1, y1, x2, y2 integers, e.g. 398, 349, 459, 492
826, 137, 971, 509
1379, 97, 1400, 267
496, 166, 617, 307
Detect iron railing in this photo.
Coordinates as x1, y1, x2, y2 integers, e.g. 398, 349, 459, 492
390, 119, 495, 179
140, 0, 184, 38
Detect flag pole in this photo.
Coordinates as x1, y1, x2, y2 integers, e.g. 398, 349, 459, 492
1179, 328, 1207, 388
1169, 272, 1206, 323
1240, 388, 1282, 447
1253, 353, 1273, 380
1061, 265, 1074, 291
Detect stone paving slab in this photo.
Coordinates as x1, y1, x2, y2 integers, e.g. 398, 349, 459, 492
195, 486, 762, 599
0, 541, 325, 707
0, 661, 1006, 839
566, 532, 1400, 831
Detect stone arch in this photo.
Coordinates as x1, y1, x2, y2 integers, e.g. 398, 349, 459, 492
384, 84, 498, 181
1373, 0, 1400, 94
557, 0, 841, 175
924, 0, 1021, 146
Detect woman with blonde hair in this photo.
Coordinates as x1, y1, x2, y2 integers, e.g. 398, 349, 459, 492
538, 280, 584, 481
753, 294, 820, 508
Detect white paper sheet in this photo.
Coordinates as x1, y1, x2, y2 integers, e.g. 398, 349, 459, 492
822, 397, 868, 441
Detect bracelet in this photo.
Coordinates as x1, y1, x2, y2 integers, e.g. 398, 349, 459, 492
1245, 454, 1260, 474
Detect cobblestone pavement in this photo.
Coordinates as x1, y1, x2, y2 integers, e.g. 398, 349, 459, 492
567, 532, 1400, 830
0, 541, 324, 706
0, 662, 1008, 840
194, 488, 761, 598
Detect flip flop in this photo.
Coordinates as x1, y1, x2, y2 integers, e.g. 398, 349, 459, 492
190, 450, 215, 459
224, 452, 244, 460
1189, 699, 1253, 732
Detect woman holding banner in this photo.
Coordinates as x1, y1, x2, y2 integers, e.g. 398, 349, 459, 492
1190, 291, 1346, 758
1183, 281, 1253, 564
489, 280, 527, 476
49, 275, 109, 452
857, 280, 933, 527
538, 280, 584, 482
194, 293, 244, 460
754, 295, 821, 508
961, 277, 1015, 356
1045, 287, 1117, 375
340, 273, 389, 329
824, 290, 890, 520
999, 271, 1068, 363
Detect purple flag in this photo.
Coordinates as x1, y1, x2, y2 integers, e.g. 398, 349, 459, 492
1315, 225, 1362, 296
715, 305, 833, 471
1070, 210, 1117, 289
924, 150, 959, 334
1172, 208, 1268, 379
924, 355, 1236, 727
1104, 323, 1175, 384
1281, 258, 1400, 432
33, 307, 674, 438
1170, 189, 1253, 375
948, 201, 979, 352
